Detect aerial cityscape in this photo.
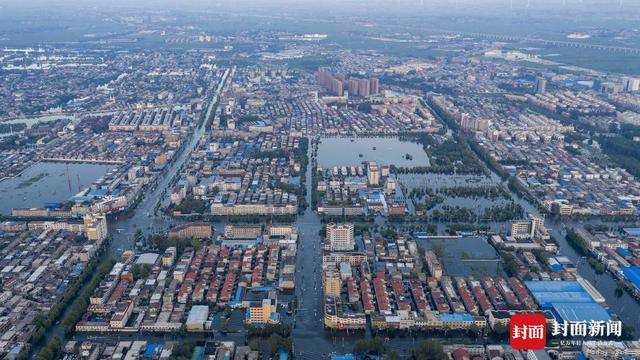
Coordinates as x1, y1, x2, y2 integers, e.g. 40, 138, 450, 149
2, 0, 640, 359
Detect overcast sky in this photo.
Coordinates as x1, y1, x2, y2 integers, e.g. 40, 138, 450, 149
2, 0, 637, 11
1, 0, 638, 27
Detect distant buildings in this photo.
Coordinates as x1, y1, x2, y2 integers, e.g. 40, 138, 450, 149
316, 68, 379, 97
358, 79, 370, 97
623, 77, 640, 92
316, 69, 344, 96
108, 108, 188, 132
370, 77, 380, 95
535, 77, 547, 94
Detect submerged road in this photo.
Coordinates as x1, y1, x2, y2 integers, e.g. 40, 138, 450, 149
33, 68, 231, 354
35, 68, 640, 358
108, 67, 231, 256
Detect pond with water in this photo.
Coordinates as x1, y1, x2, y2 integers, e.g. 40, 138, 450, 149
0, 161, 114, 214
317, 137, 430, 167
417, 237, 504, 278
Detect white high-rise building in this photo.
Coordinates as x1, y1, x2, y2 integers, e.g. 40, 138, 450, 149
326, 223, 355, 251
624, 77, 640, 92
367, 161, 380, 186
510, 219, 536, 239
83, 214, 108, 242
535, 77, 547, 94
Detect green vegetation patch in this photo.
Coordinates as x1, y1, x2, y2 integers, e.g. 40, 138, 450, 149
16, 172, 49, 189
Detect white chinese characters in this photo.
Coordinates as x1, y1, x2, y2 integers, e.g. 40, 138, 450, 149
551, 320, 622, 338
513, 324, 545, 340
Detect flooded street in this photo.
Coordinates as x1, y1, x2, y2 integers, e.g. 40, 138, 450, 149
35, 130, 640, 356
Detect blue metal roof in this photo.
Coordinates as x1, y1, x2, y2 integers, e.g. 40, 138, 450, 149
622, 267, 640, 290
527, 177, 541, 186
525, 280, 583, 293
551, 302, 611, 323
251, 285, 276, 292
330, 355, 380, 360
530, 291, 594, 307
191, 346, 204, 360
526, 280, 595, 307
144, 344, 162, 356
44, 202, 64, 209
89, 189, 109, 197
330, 355, 355, 360
271, 312, 280, 322
623, 228, 640, 237
526, 280, 611, 323
70, 195, 94, 202
72, 264, 84, 273
440, 313, 474, 321
617, 247, 632, 258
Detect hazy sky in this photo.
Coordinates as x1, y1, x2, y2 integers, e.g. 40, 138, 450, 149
2, 0, 638, 12
1, 0, 638, 37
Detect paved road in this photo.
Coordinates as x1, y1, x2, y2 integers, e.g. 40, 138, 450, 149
34, 65, 640, 357
33, 68, 231, 353
108, 67, 231, 255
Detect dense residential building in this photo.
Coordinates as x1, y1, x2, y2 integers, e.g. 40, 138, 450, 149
426, 250, 443, 280
324, 269, 342, 297
168, 222, 213, 239
3, 7, 640, 360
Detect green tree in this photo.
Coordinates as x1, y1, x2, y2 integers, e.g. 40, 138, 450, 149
431, 243, 446, 258
267, 333, 283, 353
132, 263, 152, 280
411, 340, 447, 360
